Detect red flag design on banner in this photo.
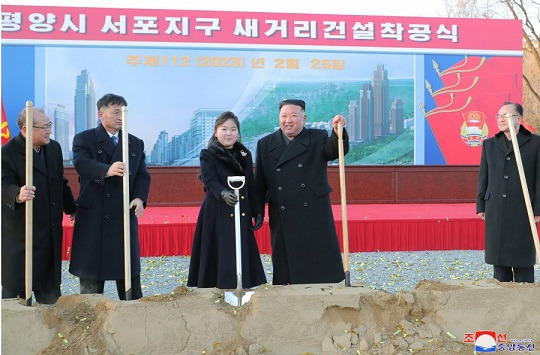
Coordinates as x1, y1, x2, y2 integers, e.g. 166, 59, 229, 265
1, 100, 11, 145
422, 56, 522, 164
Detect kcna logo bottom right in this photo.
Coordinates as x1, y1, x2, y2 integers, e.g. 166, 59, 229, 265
464, 330, 535, 352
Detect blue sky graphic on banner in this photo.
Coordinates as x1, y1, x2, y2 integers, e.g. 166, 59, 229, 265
3, 45, 417, 166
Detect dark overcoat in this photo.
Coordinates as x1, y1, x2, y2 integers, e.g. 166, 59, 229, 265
69, 124, 150, 280
2, 133, 76, 292
255, 128, 349, 284
187, 141, 266, 289
476, 126, 540, 267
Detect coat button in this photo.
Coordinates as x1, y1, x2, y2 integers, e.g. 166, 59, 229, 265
276, 168, 281, 172
105, 214, 109, 219
241, 196, 245, 199
298, 163, 303, 168
132, 153, 136, 157
278, 187, 283, 191
51, 222, 55, 226
280, 206, 285, 210
506, 157, 511, 160
98, 150, 102, 154
106, 193, 111, 198
504, 175, 508, 179
230, 214, 234, 217
502, 194, 507, 198
303, 202, 308, 207
241, 213, 245, 216
300, 183, 305, 188
51, 201, 56, 206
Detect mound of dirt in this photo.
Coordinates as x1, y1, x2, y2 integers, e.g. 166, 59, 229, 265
2, 280, 539, 354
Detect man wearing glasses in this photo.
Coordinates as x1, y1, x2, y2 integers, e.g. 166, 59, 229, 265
476, 102, 539, 283
255, 99, 348, 285
1, 107, 76, 303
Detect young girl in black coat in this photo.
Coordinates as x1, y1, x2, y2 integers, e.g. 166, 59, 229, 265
187, 111, 266, 289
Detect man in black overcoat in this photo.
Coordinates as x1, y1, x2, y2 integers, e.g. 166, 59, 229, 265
2, 107, 76, 303
255, 99, 349, 284
477, 102, 539, 283
69, 93, 151, 299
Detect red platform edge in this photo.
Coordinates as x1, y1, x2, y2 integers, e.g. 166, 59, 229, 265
61, 203, 487, 260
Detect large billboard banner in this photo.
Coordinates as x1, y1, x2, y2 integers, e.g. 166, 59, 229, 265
1, 5, 523, 165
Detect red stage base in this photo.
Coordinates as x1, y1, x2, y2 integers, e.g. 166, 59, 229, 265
61, 203, 485, 260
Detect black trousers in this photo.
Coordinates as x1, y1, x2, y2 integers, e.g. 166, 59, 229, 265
493, 265, 534, 283
79, 274, 143, 300
1, 286, 60, 304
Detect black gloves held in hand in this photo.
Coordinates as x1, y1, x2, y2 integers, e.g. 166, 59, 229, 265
220, 189, 238, 206
250, 213, 263, 231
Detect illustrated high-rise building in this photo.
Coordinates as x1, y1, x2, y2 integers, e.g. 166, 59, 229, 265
188, 108, 224, 155
54, 104, 70, 160
391, 98, 404, 134
372, 64, 390, 138
74, 69, 96, 134
359, 83, 374, 141
151, 130, 169, 165
348, 100, 359, 141
150, 108, 225, 166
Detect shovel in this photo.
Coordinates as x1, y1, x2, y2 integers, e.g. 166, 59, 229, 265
25, 101, 34, 306
337, 122, 351, 287
223, 176, 254, 306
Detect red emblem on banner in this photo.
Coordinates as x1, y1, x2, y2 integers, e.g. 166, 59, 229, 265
421, 55, 522, 164
1, 100, 11, 145
461, 110, 488, 147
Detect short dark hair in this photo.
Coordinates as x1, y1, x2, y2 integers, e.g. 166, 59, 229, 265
503, 101, 523, 116
279, 99, 305, 111
97, 93, 128, 111
208, 111, 241, 147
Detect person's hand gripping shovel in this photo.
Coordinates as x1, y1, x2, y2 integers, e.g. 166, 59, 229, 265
224, 176, 255, 306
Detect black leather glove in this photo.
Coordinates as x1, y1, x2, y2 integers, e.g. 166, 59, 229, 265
220, 189, 238, 206
250, 213, 263, 231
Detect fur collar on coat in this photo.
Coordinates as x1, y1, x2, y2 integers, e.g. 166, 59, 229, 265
207, 139, 250, 176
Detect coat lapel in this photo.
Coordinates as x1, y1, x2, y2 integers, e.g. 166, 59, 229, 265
113, 132, 130, 163
276, 128, 309, 167
43, 143, 59, 178
12, 133, 49, 176
500, 125, 531, 156
495, 133, 509, 154
96, 124, 117, 160
268, 130, 287, 163
516, 127, 531, 148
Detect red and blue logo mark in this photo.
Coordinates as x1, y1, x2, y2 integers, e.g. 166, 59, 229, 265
473, 331, 498, 352
464, 331, 535, 352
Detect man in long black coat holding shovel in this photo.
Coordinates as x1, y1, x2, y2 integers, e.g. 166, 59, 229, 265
255, 99, 348, 285
2, 107, 76, 304
69, 93, 151, 299
477, 102, 539, 283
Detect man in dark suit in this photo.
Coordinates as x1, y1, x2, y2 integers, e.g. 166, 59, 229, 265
69, 93, 151, 300
2, 107, 76, 304
255, 99, 349, 285
477, 102, 539, 283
